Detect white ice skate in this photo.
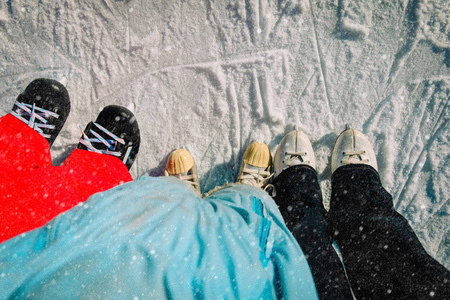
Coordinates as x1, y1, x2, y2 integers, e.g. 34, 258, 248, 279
331, 128, 378, 173
273, 130, 316, 178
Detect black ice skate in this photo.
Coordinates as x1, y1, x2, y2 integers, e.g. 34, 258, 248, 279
77, 105, 140, 170
11, 78, 71, 147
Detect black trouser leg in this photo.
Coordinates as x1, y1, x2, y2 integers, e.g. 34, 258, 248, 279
330, 164, 450, 300
273, 165, 353, 300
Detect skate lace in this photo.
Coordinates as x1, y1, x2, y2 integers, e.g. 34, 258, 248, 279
341, 150, 369, 165
79, 123, 133, 164
239, 166, 273, 188
283, 151, 309, 166
174, 172, 200, 189
165, 170, 201, 195
11, 101, 59, 139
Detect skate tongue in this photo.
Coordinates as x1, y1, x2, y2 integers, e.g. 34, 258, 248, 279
347, 156, 364, 163
180, 170, 192, 176
342, 150, 368, 164
126, 103, 136, 114
286, 156, 302, 165
283, 152, 307, 168
246, 164, 261, 170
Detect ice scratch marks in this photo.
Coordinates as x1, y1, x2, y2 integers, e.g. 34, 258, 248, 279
205, 0, 231, 53
227, 78, 241, 155
192, 64, 227, 92
384, 0, 420, 93
336, 0, 371, 40
208, 0, 303, 49
250, 68, 283, 123
270, 0, 305, 40
397, 82, 449, 218
251, 69, 264, 119
178, 49, 291, 172
1, 0, 13, 17
30, 1, 133, 100
385, 0, 450, 94
308, 0, 334, 128
242, 0, 263, 44
419, 0, 450, 51
36, 36, 88, 76
258, 70, 283, 124
363, 90, 405, 189
364, 79, 449, 223
0, 2, 9, 25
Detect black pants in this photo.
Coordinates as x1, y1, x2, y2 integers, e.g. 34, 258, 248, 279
273, 164, 450, 300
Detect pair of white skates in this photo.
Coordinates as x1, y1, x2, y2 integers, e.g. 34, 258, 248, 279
165, 129, 378, 195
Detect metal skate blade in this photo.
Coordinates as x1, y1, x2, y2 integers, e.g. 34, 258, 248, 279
58, 76, 68, 87
126, 102, 136, 114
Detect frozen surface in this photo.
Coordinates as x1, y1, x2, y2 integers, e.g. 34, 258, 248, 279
0, 1, 449, 268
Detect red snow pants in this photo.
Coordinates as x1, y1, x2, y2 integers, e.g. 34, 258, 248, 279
0, 114, 133, 243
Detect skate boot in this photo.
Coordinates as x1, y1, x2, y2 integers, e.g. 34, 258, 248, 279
165, 149, 201, 196
273, 130, 316, 178
11, 78, 70, 147
331, 128, 377, 173
237, 141, 273, 189
77, 105, 140, 170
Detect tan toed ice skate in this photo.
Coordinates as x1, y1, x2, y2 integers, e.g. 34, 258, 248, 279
165, 149, 201, 196
237, 141, 273, 189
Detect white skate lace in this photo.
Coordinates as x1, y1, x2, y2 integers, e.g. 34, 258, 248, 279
239, 166, 273, 188
283, 151, 309, 167
11, 101, 59, 139
79, 122, 132, 164
341, 150, 369, 165
165, 170, 201, 196
172, 171, 200, 190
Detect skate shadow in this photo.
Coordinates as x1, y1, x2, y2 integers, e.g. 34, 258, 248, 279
201, 161, 237, 194
52, 144, 78, 166
201, 132, 289, 194
141, 151, 172, 178
201, 142, 249, 194
312, 132, 338, 181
